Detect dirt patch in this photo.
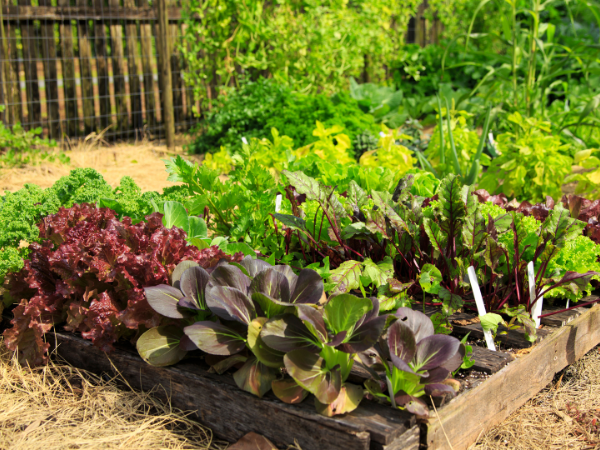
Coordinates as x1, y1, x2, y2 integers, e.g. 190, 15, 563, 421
0, 340, 226, 450
0, 135, 203, 193
471, 345, 600, 450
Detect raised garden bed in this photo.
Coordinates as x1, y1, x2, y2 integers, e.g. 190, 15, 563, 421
44, 298, 600, 450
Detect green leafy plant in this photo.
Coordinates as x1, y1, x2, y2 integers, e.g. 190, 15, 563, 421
479, 112, 573, 202
362, 308, 462, 416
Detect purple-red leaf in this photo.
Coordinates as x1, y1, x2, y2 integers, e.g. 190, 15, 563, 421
205, 285, 256, 324
183, 321, 246, 355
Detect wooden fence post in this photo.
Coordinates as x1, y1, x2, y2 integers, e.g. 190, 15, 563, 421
156, 0, 174, 148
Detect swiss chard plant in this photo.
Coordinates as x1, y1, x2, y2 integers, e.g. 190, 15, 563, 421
361, 308, 463, 416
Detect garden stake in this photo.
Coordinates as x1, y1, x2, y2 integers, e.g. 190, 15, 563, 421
275, 194, 282, 213
528, 261, 544, 327
468, 266, 496, 351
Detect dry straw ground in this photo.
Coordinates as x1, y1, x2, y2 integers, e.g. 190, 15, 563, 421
0, 342, 227, 450
471, 346, 600, 450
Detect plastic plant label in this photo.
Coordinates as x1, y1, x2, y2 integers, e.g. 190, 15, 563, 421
528, 261, 543, 328
467, 266, 496, 351
242, 137, 248, 145
275, 194, 282, 213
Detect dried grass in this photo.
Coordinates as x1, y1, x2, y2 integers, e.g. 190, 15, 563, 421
0, 134, 203, 193
472, 346, 600, 450
0, 341, 227, 450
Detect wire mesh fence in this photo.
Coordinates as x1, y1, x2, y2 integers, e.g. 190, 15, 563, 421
0, 0, 197, 142
0, 0, 440, 143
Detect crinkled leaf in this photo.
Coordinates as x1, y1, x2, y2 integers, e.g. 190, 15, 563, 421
136, 326, 187, 367
273, 213, 307, 233
328, 261, 362, 296
480, 312, 504, 333
419, 264, 442, 295
284, 350, 342, 404
183, 321, 246, 355
361, 257, 394, 288
233, 356, 277, 398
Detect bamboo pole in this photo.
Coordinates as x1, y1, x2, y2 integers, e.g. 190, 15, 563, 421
156, 0, 174, 148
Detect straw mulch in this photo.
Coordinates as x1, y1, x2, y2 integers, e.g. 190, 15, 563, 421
472, 345, 600, 450
0, 342, 226, 450
0, 133, 202, 193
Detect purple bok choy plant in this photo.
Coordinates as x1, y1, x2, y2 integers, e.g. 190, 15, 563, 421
181, 256, 325, 398
260, 294, 390, 416
362, 308, 463, 417
136, 260, 213, 367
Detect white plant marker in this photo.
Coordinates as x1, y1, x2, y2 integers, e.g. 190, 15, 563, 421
275, 194, 283, 213
566, 299, 570, 309
379, 131, 386, 138
528, 261, 544, 328
467, 266, 496, 351
241, 137, 248, 145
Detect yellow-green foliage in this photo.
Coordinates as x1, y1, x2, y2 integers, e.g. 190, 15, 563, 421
564, 149, 600, 200
359, 126, 414, 172
479, 112, 573, 203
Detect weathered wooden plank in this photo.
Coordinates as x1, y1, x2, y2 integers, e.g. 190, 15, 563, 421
58, 0, 79, 137
123, 0, 143, 138
38, 0, 60, 138
92, 1, 111, 132
2, 5, 183, 20
139, 17, 157, 130
469, 345, 513, 374
375, 425, 420, 450
50, 332, 416, 450
0, 0, 19, 125
6, 13, 23, 124
450, 311, 552, 348
426, 303, 600, 450
18, 0, 42, 130
540, 297, 597, 327
168, 16, 182, 127
156, 0, 174, 147
76, 0, 96, 135
108, 0, 128, 136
